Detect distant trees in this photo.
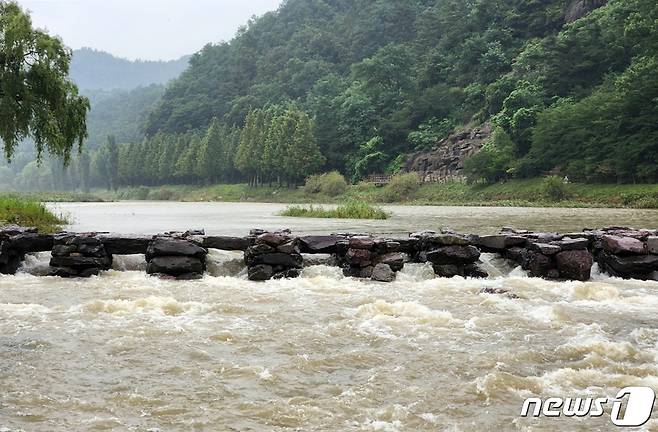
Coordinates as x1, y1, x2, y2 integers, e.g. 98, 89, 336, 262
12, 104, 324, 190
0, 1, 89, 162
236, 107, 324, 186
3, 0, 657, 189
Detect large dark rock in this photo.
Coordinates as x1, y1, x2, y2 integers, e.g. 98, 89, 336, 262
349, 236, 375, 250
425, 245, 480, 265
277, 239, 300, 254
10, 233, 54, 253
299, 235, 342, 253
246, 243, 275, 256
600, 235, 646, 255
464, 262, 489, 278
530, 243, 561, 256
50, 255, 112, 270
371, 263, 395, 282
249, 252, 303, 268
272, 268, 301, 279
257, 232, 289, 247
473, 235, 526, 252
248, 264, 274, 281
51, 244, 77, 257
418, 233, 470, 249
552, 237, 589, 251
505, 247, 525, 263
343, 265, 374, 278
376, 252, 405, 272
432, 264, 462, 278
146, 237, 207, 260
598, 253, 658, 279
523, 251, 554, 278
0, 240, 23, 274
203, 236, 252, 251
146, 256, 204, 276
387, 238, 419, 254
556, 250, 593, 281
345, 248, 373, 267
99, 234, 151, 255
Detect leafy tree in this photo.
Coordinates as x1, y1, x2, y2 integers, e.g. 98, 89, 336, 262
464, 128, 515, 183
283, 108, 324, 184
0, 1, 89, 162
408, 118, 455, 151
197, 118, 224, 183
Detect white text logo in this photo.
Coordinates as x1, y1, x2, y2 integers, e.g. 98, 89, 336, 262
520, 387, 655, 427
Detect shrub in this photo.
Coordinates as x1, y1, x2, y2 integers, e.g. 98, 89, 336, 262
303, 171, 348, 197
303, 174, 323, 194
280, 201, 389, 220
383, 173, 420, 202
0, 196, 67, 233
542, 175, 571, 201
320, 171, 348, 196
148, 187, 177, 201
133, 186, 150, 200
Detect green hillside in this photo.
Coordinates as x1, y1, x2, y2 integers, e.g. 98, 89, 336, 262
139, 0, 657, 184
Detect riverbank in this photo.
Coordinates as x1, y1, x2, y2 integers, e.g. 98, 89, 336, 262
22, 179, 658, 209
0, 196, 67, 232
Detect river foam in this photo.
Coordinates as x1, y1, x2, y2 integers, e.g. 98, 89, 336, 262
2, 260, 658, 431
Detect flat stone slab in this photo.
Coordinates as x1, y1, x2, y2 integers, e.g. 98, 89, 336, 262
203, 236, 252, 251
99, 234, 151, 255
299, 235, 342, 253
473, 235, 526, 251
147, 256, 205, 276
146, 237, 207, 260
601, 235, 646, 255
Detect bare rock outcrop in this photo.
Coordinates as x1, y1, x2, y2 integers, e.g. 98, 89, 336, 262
404, 124, 492, 182
565, 0, 607, 23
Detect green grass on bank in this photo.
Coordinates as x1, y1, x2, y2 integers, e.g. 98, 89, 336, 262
0, 197, 68, 233
280, 201, 390, 220
6, 179, 658, 209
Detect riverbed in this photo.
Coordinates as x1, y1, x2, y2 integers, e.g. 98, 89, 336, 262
1, 202, 657, 431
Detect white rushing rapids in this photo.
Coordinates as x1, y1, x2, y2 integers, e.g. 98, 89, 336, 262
2, 250, 658, 431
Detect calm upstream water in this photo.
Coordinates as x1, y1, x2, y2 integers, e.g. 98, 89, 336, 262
1, 202, 658, 431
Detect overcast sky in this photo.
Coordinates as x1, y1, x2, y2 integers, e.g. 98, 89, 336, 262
18, 0, 283, 61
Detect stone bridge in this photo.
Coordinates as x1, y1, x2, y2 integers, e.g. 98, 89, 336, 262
1, 226, 656, 282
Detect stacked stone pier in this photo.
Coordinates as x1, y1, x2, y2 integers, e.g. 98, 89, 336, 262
49, 233, 113, 277
145, 235, 208, 280
0, 226, 53, 274
472, 229, 594, 281
413, 231, 488, 278
0, 224, 656, 282
334, 234, 408, 282
592, 227, 658, 280
245, 230, 304, 281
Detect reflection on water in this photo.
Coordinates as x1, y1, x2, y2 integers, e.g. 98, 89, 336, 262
48, 201, 658, 235
1, 202, 656, 431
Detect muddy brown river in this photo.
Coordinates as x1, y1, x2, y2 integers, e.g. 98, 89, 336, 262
1, 202, 658, 431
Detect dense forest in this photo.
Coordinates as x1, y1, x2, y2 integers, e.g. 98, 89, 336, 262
2, 0, 657, 192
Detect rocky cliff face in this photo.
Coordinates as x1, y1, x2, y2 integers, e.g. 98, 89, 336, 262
565, 0, 608, 23
404, 124, 492, 182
